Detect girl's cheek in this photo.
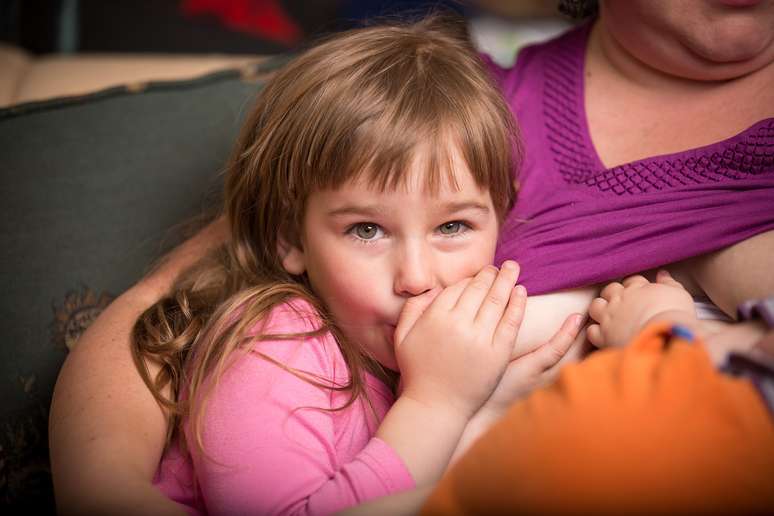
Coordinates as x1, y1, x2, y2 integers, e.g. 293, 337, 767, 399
332, 269, 381, 302
456, 248, 498, 281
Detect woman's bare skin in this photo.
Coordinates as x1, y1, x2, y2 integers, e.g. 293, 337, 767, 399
49, 219, 228, 515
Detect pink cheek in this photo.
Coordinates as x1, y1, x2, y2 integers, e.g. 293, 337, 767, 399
325, 271, 383, 310
441, 259, 487, 286
461, 243, 497, 276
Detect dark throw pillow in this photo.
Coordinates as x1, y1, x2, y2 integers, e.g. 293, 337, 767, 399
0, 55, 290, 511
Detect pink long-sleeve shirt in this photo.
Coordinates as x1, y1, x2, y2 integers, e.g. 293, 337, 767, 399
153, 299, 415, 515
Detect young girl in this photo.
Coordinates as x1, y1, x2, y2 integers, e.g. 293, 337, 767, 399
131, 17, 580, 515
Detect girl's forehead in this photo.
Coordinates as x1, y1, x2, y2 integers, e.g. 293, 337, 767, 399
346, 163, 483, 196
314, 167, 493, 211
355, 140, 478, 192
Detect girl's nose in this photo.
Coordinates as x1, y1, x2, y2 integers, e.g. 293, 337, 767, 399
393, 243, 437, 297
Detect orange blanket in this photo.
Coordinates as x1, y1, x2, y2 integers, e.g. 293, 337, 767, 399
423, 323, 774, 515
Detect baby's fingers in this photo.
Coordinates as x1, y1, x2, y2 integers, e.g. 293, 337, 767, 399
588, 296, 608, 323
600, 281, 623, 301
656, 269, 686, 289
622, 275, 649, 288
587, 323, 604, 347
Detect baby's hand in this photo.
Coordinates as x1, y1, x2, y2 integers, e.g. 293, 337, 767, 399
587, 270, 695, 348
394, 261, 524, 419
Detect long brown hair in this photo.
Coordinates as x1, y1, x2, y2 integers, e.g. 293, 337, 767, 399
131, 14, 520, 458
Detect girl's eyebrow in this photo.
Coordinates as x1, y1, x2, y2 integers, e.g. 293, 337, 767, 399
326, 201, 490, 218
438, 201, 491, 216
326, 205, 386, 218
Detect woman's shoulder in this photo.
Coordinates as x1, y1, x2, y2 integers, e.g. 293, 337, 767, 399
483, 22, 590, 99
517, 23, 590, 68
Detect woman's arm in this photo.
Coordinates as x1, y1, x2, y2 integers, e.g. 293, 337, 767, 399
338, 485, 434, 516
49, 217, 227, 515
690, 230, 774, 317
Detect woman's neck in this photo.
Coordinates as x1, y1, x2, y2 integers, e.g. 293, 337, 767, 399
591, 17, 774, 94
584, 18, 774, 169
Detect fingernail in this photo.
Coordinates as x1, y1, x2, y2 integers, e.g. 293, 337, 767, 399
502, 260, 517, 271
573, 314, 584, 327
515, 285, 526, 296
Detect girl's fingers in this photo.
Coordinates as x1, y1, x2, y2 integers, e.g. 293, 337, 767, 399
561, 335, 589, 365
586, 323, 604, 347
491, 283, 527, 353
600, 281, 623, 301
529, 313, 584, 371
394, 287, 442, 345
541, 336, 587, 385
430, 277, 472, 312
622, 275, 649, 288
453, 265, 500, 317
474, 261, 521, 327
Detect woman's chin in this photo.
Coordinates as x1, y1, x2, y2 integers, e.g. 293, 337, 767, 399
667, 33, 774, 80
690, 32, 774, 65
685, 11, 774, 66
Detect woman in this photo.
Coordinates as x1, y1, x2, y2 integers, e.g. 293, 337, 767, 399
491, 0, 774, 315
49, 1, 774, 513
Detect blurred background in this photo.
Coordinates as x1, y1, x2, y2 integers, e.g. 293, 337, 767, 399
0, 0, 570, 66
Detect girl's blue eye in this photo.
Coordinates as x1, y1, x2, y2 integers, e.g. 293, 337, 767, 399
352, 223, 382, 240
439, 221, 464, 235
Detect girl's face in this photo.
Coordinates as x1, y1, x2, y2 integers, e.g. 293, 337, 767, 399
281, 146, 500, 371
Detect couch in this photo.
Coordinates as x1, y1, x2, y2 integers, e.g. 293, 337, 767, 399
0, 44, 281, 511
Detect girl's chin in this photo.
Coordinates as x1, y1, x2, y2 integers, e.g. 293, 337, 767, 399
378, 353, 399, 373
383, 363, 400, 373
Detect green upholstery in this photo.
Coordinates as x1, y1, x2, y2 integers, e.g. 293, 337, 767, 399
0, 56, 289, 510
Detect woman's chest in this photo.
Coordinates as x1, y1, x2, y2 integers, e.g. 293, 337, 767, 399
584, 71, 774, 170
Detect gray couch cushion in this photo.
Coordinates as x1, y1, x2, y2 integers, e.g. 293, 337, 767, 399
0, 56, 288, 510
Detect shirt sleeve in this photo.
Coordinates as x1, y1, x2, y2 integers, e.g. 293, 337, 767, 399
188, 304, 414, 515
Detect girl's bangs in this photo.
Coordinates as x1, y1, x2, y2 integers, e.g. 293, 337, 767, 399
341, 118, 461, 194
319, 107, 507, 204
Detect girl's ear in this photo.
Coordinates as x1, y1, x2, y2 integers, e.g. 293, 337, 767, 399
278, 238, 306, 275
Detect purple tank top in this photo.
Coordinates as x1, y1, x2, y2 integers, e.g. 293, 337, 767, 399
490, 23, 774, 295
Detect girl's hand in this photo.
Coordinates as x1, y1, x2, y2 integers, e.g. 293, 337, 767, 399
587, 270, 695, 348
481, 311, 585, 416
394, 261, 525, 419
449, 311, 586, 463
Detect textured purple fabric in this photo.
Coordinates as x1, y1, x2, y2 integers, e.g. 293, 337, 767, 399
490, 23, 774, 295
